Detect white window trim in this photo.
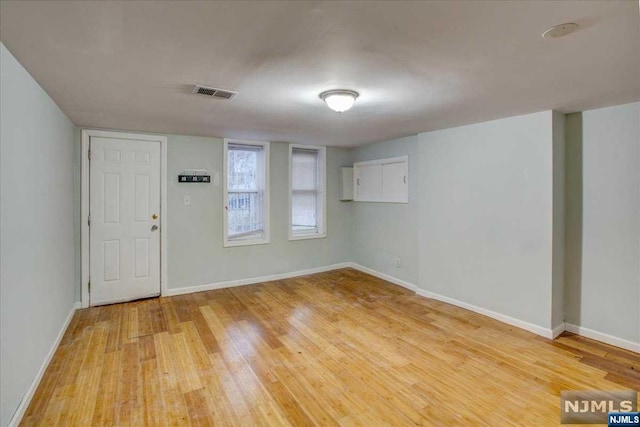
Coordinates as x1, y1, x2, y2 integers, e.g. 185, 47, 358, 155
223, 138, 270, 247
288, 144, 327, 241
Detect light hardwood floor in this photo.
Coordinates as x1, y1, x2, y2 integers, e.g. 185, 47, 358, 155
22, 268, 639, 426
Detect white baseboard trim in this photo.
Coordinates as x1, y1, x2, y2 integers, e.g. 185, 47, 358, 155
8, 301, 81, 427
564, 323, 640, 353
348, 263, 557, 338
415, 288, 556, 339
148, 263, 640, 352
551, 322, 566, 339
347, 263, 418, 292
165, 263, 353, 297
348, 264, 640, 350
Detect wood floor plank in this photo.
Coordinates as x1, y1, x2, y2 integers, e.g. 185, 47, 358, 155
91, 350, 122, 426
154, 332, 191, 426
20, 268, 640, 426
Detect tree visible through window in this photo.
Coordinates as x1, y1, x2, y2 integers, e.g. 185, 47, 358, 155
224, 141, 269, 246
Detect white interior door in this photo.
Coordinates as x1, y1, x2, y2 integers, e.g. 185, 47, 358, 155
89, 136, 161, 306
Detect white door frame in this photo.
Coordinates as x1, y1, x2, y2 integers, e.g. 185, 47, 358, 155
81, 129, 168, 308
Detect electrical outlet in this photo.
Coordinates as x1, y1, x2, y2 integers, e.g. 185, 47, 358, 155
184, 195, 191, 206
395, 257, 401, 268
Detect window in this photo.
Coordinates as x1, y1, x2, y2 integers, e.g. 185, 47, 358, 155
289, 145, 326, 240
224, 139, 270, 247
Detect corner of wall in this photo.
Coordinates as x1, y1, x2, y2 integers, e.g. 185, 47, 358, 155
563, 103, 640, 349
73, 126, 83, 303
563, 112, 583, 328
551, 111, 566, 329
347, 135, 420, 285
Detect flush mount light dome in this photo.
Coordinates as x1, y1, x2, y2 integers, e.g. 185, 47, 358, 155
542, 22, 579, 39
319, 89, 359, 113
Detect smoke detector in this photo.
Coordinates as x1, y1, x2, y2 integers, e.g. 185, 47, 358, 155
192, 85, 237, 100
542, 23, 579, 39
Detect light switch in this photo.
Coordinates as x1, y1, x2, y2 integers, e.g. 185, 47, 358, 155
184, 195, 191, 205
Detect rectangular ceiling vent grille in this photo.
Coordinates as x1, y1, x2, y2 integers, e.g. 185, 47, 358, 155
192, 85, 237, 100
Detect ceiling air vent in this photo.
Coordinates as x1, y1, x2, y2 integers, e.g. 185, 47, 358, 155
192, 85, 237, 100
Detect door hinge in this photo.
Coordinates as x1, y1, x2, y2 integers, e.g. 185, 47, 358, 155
88, 149, 91, 160
88, 280, 91, 293
87, 215, 91, 226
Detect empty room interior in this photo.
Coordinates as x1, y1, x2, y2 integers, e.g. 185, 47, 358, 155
1, 1, 640, 426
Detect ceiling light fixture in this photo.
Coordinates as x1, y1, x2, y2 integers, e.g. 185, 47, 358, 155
542, 22, 579, 39
319, 89, 359, 113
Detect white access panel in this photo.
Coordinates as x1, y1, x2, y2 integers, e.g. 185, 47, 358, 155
354, 163, 382, 201
382, 161, 408, 203
353, 156, 408, 203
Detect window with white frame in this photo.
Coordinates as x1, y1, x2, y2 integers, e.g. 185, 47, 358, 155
289, 145, 326, 240
224, 139, 270, 246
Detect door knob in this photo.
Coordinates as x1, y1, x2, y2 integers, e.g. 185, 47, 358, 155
152, 214, 158, 219
151, 225, 158, 232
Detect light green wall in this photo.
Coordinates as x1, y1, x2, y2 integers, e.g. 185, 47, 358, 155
565, 102, 640, 344
349, 112, 560, 331
1, 43, 76, 427
417, 111, 556, 329
349, 136, 419, 285
166, 135, 353, 289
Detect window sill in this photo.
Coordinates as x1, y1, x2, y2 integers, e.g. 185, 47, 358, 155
224, 238, 270, 248
288, 233, 327, 242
